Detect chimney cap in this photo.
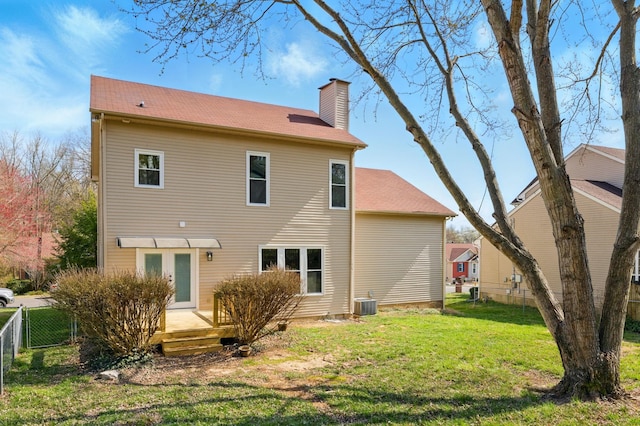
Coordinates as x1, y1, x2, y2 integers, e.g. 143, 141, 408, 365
318, 78, 351, 90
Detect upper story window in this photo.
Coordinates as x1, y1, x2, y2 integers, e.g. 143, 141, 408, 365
457, 262, 465, 273
247, 151, 269, 206
135, 149, 164, 189
330, 160, 349, 209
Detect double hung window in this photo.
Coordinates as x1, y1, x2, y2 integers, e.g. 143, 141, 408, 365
135, 149, 164, 188
330, 160, 348, 209
247, 152, 269, 206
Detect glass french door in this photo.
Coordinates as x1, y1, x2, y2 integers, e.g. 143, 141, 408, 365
140, 249, 196, 309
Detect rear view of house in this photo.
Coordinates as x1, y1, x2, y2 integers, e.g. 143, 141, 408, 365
90, 76, 455, 321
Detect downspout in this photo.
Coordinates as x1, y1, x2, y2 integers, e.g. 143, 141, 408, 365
349, 149, 356, 315
473, 238, 481, 304
98, 113, 107, 268
442, 218, 448, 309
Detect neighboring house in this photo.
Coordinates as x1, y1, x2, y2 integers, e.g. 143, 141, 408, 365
445, 243, 478, 283
479, 144, 640, 319
90, 75, 455, 320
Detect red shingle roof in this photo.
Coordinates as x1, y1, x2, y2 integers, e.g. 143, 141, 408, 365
446, 243, 478, 262
90, 75, 366, 148
355, 168, 456, 216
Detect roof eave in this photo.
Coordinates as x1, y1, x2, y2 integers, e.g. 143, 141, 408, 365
356, 209, 456, 217
90, 109, 368, 150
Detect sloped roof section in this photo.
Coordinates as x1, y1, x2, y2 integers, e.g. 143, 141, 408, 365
446, 243, 478, 262
572, 179, 622, 210
90, 75, 366, 148
355, 167, 456, 216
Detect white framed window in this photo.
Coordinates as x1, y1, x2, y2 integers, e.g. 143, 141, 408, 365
633, 251, 640, 283
259, 246, 324, 295
330, 160, 349, 209
471, 263, 477, 275
457, 262, 464, 273
247, 151, 270, 206
135, 149, 164, 189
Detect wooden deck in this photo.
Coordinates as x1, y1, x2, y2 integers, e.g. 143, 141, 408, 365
151, 309, 236, 356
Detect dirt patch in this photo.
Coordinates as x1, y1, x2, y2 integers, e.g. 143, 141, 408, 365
118, 322, 343, 387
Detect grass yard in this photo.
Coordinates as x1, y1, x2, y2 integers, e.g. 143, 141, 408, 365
0, 294, 639, 425
0, 308, 17, 329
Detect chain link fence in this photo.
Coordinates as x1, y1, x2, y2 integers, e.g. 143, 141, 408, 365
0, 306, 78, 394
1, 307, 23, 395
476, 283, 640, 319
23, 306, 78, 349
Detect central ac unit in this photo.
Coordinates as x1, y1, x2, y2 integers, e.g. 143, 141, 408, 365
354, 298, 377, 316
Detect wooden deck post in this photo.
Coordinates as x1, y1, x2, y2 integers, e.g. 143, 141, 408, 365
213, 294, 219, 327
159, 309, 166, 332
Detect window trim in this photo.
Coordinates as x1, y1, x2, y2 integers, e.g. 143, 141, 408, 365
246, 151, 270, 206
259, 246, 324, 295
329, 159, 349, 210
457, 262, 465, 273
134, 149, 164, 189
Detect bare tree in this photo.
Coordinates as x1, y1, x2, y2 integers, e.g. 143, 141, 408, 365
128, 0, 638, 399
446, 225, 480, 244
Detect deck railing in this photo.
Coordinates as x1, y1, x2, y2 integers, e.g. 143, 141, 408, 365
213, 294, 233, 327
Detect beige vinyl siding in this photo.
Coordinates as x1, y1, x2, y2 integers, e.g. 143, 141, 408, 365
480, 190, 619, 310
565, 148, 624, 188
102, 121, 353, 317
354, 213, 444, 305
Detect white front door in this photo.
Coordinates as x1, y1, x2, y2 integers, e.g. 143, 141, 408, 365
139, 249, 196, 309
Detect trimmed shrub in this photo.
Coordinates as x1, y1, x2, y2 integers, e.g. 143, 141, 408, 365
5, 278, 33, 294
52, 268, 173, 356
215, 267, 304, 346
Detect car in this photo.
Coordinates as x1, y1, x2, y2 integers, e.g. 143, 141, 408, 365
0, 288, 15, 307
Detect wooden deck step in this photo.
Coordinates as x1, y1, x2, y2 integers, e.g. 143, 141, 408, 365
161, 334, 225, 357
163, 343, 224, 357
162, 335, 221, 348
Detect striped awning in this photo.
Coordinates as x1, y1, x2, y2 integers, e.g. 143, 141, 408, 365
116, 237, 222, 249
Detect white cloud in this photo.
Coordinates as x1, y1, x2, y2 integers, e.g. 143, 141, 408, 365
208, 73, 224, 92
54, 6, 127, 75
0, 6, 127, 137
268, 41, 328, 86
474, 22, 492, 50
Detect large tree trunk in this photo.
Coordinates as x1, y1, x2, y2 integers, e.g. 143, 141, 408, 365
482, 0, 626, 399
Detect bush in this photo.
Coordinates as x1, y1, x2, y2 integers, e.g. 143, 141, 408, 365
625, 317, 640, 334
51, 268, 173, 356
215, 267, 304, 346
5, 278, 33, 294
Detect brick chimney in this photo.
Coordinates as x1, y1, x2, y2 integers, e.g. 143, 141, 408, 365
319, 78, 350, 131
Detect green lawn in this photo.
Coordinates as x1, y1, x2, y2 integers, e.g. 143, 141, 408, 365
0, 308, 17, 329
1, 294, 639, 425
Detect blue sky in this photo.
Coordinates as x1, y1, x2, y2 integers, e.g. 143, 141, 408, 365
0, 1, 624, 228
